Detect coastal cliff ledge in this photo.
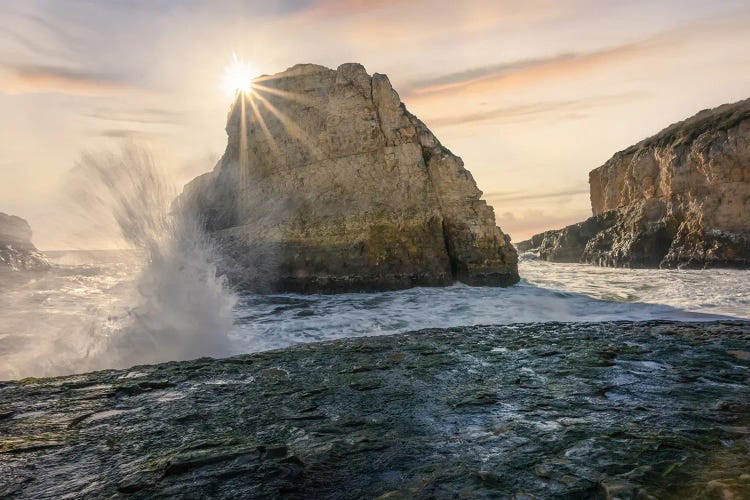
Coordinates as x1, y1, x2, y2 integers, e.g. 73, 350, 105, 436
180, 63, 518, 293
519, 98, 750, 269
0, 213, 49, 272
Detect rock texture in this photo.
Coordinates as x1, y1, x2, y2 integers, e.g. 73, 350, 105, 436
181, 63, 517, 292
518, 98, 750, 268
0, 213, 49, 271
2, 321, 749, 499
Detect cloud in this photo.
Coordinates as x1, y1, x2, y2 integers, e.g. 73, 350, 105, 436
485, 188, 590, 203
495, 208, 591, 242
405, 53, 579, 94
94, 129, 162, 140
406, 40, 658, 98
405, 16, 750, 99
83, 107, 185, 125
428, 92, 644, 127
0, 63, 132, 95
296, 0, 416, 17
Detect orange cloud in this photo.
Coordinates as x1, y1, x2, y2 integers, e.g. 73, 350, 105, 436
405, 17, 749, 101
426, 92, 645, 127
0, 64, 131, 96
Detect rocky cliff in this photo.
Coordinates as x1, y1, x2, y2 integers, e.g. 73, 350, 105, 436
181, 63, 518, 292
518, 98, 750, 268
0, 213, 49, 271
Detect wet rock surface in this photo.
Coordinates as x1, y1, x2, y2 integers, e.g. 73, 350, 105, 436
519, 98, 750, 269
1, 321, 749, 499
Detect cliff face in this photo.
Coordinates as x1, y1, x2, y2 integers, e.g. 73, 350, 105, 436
519, 98, 750, 268
0, 213, 49, 271
182, 63, 518, 292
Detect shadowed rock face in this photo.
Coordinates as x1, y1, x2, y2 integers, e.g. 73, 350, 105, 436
519, 98, 750, 268
1, 321, 749, 498
181, 63, 518, 293
0, 213, 48, 271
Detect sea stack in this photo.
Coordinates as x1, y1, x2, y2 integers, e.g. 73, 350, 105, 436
0, 213, 49, 271
181, 63, 518, 293
518, 98, 750, 268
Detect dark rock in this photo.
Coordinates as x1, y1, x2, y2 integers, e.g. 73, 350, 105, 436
1, 321, 749, 498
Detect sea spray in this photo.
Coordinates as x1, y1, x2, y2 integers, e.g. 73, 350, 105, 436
0, 146, 237, 380
70, 146, 238, 369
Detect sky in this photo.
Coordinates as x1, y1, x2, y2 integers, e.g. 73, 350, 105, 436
1, 0, 749, 249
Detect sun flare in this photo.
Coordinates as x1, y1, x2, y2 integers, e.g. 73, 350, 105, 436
221, 53, 257, 97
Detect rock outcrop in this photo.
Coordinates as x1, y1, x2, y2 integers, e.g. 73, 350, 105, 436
0, 213, 49, 271
518, 98, 750, 268
181, 63, 518, 292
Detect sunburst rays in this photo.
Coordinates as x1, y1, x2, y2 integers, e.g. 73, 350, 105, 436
226, 65, 325, 220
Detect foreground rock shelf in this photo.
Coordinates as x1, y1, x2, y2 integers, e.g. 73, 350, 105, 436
2, 321, 750, 498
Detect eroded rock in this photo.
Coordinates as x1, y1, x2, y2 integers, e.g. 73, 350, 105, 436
519, 98, 750, 268
180, 63, 518, 292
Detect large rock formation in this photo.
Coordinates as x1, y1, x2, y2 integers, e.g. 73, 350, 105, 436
181, 63, 518, 292
518, 98, 750, 268
0, 213, 49, 271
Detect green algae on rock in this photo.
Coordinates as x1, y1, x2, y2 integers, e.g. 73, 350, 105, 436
1, 321, 749, 498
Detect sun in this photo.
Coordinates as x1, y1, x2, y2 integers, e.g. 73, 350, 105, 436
221, 53, 257, 97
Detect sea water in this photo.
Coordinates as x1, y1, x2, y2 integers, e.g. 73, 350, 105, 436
1, 249, 748, 380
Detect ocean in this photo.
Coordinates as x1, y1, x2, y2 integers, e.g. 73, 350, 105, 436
1, 249, 748, 380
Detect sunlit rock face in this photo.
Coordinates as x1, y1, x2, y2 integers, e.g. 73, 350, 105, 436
182, 63, 518, 292
0, 213, 49, 271
519, 98, 750, 268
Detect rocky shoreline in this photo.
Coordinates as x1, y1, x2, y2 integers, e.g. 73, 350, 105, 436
0, 213, 48, 272
2, 320, 749, 498
519, 98, 750, 269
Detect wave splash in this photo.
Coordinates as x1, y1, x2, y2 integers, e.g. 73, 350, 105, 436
0, 147, 236, 379
74, 147, 237, 370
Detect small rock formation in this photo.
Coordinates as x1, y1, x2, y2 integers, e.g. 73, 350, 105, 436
181, 63, 518, 292
518, 98, 750, 268
0, 213, 49, 271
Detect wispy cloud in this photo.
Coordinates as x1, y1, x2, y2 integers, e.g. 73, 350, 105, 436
486, 188, 590, 204
406, 17, 750, 99
428, 93, 644, 127
405, 53, 579, 94
83, 107, 184, 125
94, 129, 162, 139
406, 40, 658, 98
0, 63, 131, 95
496, 208, 592, 241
